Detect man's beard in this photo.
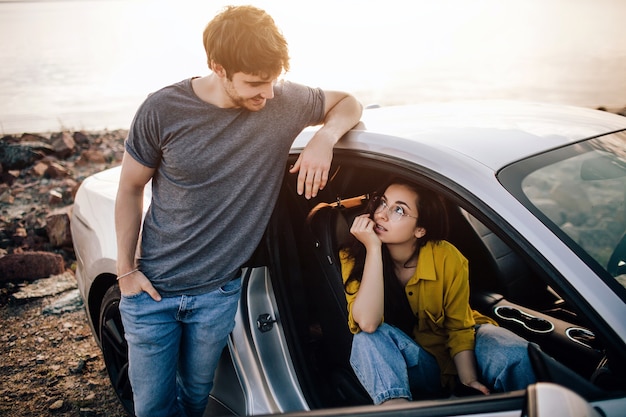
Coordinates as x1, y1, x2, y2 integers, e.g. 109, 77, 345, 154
225, 83, 266, 111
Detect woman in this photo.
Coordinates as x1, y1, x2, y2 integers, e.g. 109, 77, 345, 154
341, 179, 536, 405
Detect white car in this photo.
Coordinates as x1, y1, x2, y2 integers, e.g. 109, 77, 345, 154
71, 101, 626, 417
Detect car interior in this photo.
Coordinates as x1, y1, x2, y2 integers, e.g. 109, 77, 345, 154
258, 153, 626, 410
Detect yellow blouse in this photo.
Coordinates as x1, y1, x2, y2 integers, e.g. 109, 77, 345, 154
341, 240, 497, 388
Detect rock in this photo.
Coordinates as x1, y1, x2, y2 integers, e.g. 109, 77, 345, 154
0, 141, 55, 170
51, 131, 76, 159
11, 227, 27, 245
79, 408, 98, 417
50, 399, 64, 411
42, 288, 83, 315
0, 187, 14, 204
31, 161, 49, 177
30, 159, 70, 180
76, 149, 106, 165
10, 271, 76, 300
0, 251, 65, 282
46, 161, 71, 179
46, 209, 73, 247
72, 131, 90, 146
69, 358, 87, 374
20, 133, 48, 143
49, 189, 64, 206
0, 169, 16, 186
65, 178, 80, 199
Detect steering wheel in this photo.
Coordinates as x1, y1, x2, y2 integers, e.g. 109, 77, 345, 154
607, 232, 626, 276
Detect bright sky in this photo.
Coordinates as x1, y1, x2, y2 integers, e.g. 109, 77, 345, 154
0, 0, 624, 133
108, 0, 626, 102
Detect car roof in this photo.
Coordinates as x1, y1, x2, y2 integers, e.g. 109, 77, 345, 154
294, 100, 626, 171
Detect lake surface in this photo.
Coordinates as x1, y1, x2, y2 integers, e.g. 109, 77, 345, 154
0, 0, 625, 134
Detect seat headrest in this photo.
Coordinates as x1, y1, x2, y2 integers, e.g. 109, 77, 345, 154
307, 195, 369, 249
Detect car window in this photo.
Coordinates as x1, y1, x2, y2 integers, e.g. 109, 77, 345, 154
499, 130, 626, 298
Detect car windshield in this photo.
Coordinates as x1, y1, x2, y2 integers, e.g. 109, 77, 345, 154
499, 130, 626, 298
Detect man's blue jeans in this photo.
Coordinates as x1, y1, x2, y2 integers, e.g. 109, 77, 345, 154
119, 277, 241, 417
350, 323, 536, 404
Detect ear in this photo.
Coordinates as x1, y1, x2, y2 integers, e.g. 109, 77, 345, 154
414, 227, 426, 239
210, 61, 227, 78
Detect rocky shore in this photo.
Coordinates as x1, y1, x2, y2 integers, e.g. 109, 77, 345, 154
0, 129, 126, 275
0, 129, 127, 417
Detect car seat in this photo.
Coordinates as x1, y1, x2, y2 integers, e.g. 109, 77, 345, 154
456, 209, 557, 311
305, 195, 372, 406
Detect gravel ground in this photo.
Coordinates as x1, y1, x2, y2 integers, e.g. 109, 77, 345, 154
0, 290, 127, 416
1, 129, 129, 416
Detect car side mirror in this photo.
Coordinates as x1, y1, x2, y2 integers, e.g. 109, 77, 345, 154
524, 383, 602, 417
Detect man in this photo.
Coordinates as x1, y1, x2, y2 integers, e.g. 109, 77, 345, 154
114, 5, 362, 417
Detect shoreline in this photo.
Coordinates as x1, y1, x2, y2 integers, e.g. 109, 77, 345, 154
2, 103, 625, 138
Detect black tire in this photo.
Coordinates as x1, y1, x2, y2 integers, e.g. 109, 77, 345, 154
99, 285, 135, 416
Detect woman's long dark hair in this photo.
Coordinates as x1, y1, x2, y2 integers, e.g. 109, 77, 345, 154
342, 179, 449, 334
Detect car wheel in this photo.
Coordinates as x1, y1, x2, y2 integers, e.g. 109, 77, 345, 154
99, 285, 135, 416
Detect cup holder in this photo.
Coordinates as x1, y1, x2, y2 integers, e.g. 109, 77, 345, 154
494, 306, 554, 334
566, 327, 600, 350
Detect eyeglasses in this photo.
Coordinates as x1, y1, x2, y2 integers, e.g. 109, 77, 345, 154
374, 199, 418, 222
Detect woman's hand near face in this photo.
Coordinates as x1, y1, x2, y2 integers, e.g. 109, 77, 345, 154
350, 214, 385, 332
350, 214, 381, 250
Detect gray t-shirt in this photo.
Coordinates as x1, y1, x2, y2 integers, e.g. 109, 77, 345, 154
125, 78, 325, 296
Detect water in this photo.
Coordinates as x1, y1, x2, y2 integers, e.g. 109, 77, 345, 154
0, 0, 625, 134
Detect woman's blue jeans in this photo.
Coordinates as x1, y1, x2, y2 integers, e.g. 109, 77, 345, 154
350, 323, 536, 404
119, 277, 241, 417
